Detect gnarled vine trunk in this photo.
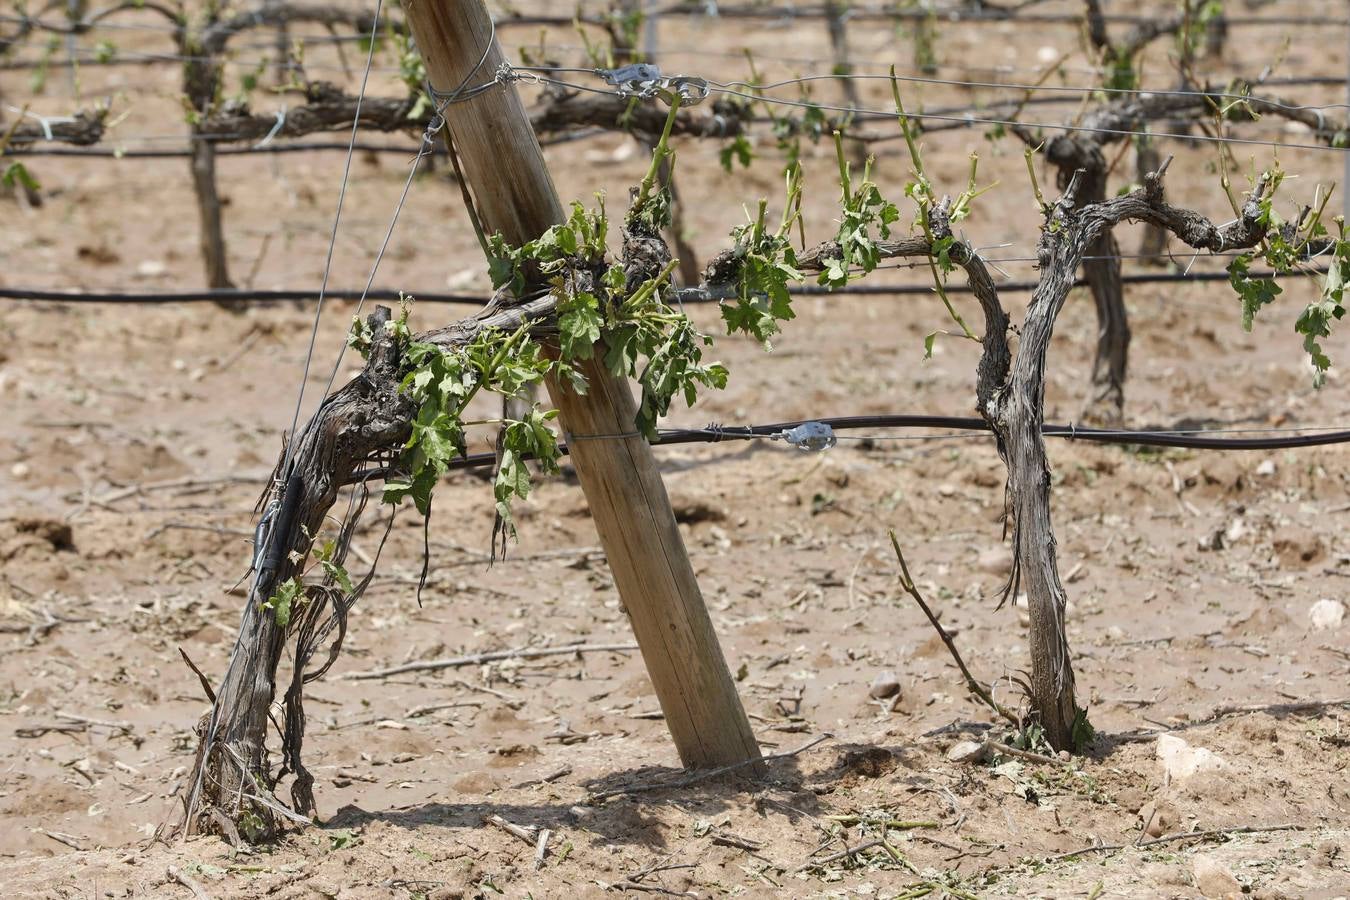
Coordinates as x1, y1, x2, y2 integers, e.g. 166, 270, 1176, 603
989, 165, 1271, 749
189, 138, 233, 290
184, 306, 414, 837
184, 27, 233, 291
1042, 136, 1128, 426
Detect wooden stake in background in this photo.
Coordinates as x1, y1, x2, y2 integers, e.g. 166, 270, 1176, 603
403, 0, 762, 771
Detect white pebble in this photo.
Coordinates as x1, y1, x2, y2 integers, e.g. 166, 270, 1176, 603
1309, 598, 1345, 631
946, 740, 989, 764
1156, 734, 1226, 781
869, 671, 902, 700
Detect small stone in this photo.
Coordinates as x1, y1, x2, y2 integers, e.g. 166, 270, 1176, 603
10, 462, 29, 479
1157, 734, 1227, 781
946, 740, 990, 764
1255, 459, 1277, 477
1036, 45, 1059, 63
445, 267, 479, 289
1309, 598, 1345, 631
1139, 799, 1180, 837
977, 546, 1013, 576
937, 483, 957, 497
1192, 854, 1242, 899
868, 671, 901, 700
1273, 525, 1324, 566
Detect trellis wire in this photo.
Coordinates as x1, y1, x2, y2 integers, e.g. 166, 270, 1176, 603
278, 0, 386, 481
3, 5, 1341, 41
353, 415, 1350, 483
701, 83, 1350, 155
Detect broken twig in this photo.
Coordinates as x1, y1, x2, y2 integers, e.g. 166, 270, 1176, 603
343, 643, 639, 680
889, 531, 1021, 726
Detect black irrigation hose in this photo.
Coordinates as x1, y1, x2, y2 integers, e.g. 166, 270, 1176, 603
0, 287, 490, 304
0, 268, 1313, 305
352, 415, 1350, 485
1, 142, 430, 158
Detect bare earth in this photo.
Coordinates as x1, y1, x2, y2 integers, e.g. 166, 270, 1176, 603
1, 1, 1348, 897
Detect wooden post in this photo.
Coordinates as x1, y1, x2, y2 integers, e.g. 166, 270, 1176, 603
403, 0, 762, 771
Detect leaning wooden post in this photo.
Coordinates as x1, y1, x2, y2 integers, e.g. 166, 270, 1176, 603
403, 0, 762, 771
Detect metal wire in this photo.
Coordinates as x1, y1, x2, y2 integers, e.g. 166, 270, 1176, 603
279, 0, 385, 481
317, 18, 501, 402
705, 84, 1350, 154
703, 72, 1350, 115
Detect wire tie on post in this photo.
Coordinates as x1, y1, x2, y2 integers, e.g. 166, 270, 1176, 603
704, 422, 726, 442
496, 62, 535, 85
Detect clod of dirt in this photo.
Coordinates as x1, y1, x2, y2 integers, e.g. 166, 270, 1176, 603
0, 515, 75, 560
1192, 854, 1243, 899
1138, 798, 1181, 837
868, 671, 901, 700
1308, 598, 1345, 631
669, 494, 726, 525
834, 746, 900, 783
1311, 840, 1343, 868
1197, 458, 1247, 496
977, 546, 1013, 576
1156, 734, 1227, 782
1272, 526, 1325, 567
968, 464, 1003, 488
77, 244, 121, 265
946, 740, 990, 764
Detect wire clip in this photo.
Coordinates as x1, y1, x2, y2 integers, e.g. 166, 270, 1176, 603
777, 421, 837, 452
597, 64, 710, 105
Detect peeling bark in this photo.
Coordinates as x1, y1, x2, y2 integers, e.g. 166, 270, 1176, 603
987, 165, 1272, 749
185, 306, 414, 837
189, 139, 234, 290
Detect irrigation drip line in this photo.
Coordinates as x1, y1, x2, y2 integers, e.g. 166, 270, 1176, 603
0, 266, 1318, 307
2, 142, 426, 158
354, 415, 1350, 485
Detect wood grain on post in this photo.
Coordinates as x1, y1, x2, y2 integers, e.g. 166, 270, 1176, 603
403, 0, 762, 770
